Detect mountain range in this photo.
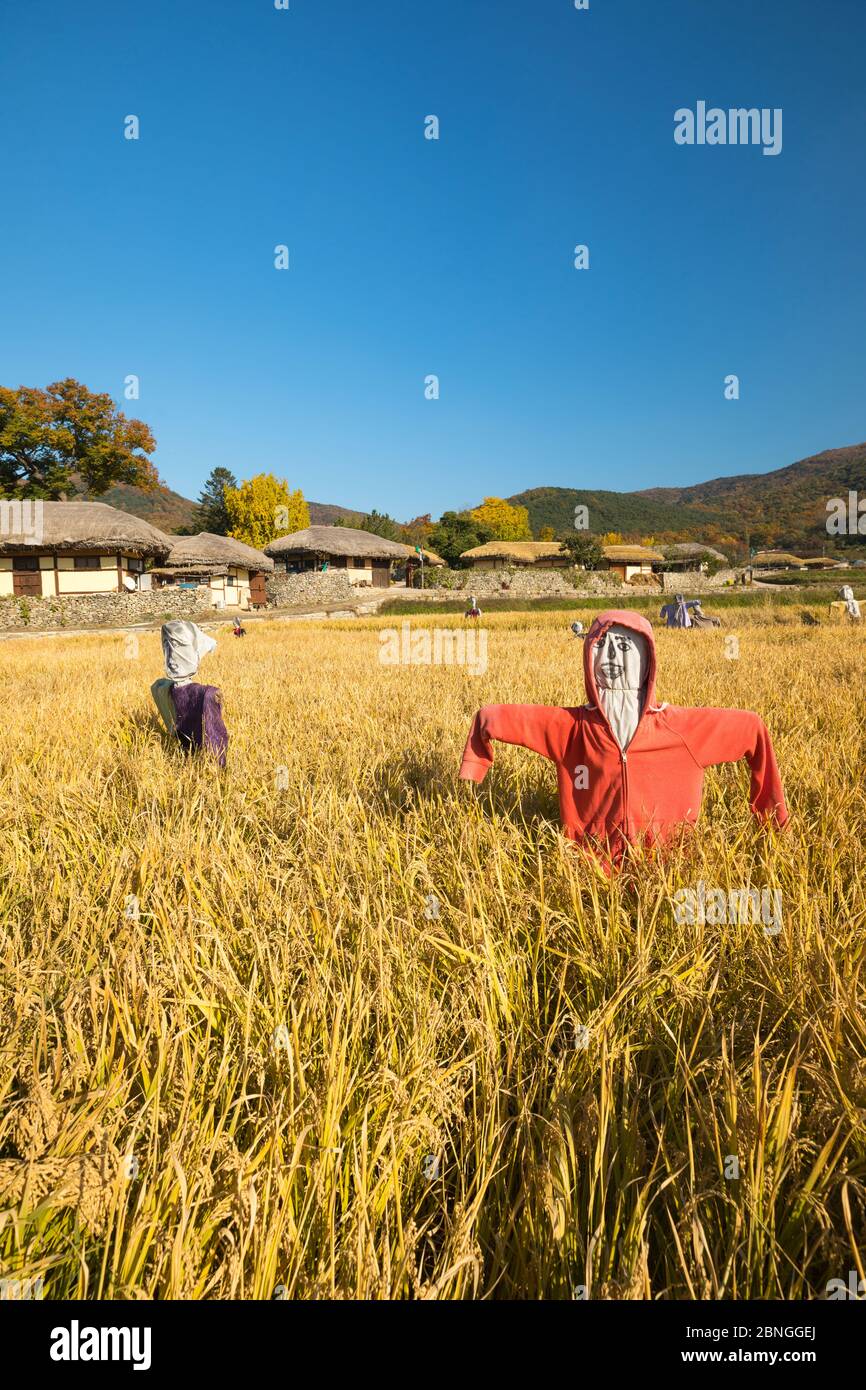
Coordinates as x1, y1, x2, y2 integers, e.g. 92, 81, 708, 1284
508, 445, 866, 549
86, 483, 362, 535
87, 442, 866, 550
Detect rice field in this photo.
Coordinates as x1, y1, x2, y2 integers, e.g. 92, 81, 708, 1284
1, 604, 864, 1299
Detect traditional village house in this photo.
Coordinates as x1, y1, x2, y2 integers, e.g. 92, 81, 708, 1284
0, 500, 170, 597
598, 544, 665, 583
459, 541, 570, 570
799, 556, 842, 571
460, 539, 667, 584
751, 550, 805, 571
404, 547, 446, 588
659, 542, 730, 573
265, 525, 411, 587
150, 533, 273, 609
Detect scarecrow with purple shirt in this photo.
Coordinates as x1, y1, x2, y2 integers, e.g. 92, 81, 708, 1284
150, 620, 229, 766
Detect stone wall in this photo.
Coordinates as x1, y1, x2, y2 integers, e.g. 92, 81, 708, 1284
413, 566, 742, 600
266, 570, 359, 606
661, 569, 740, 592
421, 567, 581, 597
0, 588, 208, 632
417, 567, 639, 598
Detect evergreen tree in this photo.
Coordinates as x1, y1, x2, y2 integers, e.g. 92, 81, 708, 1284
196, 467, 238, 534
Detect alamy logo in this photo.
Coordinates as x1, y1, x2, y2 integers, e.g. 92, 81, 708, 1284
0, 498, 44, 545
50, 1320, 152, 1370
674, 102, 782, 156
826, 492, 866, 536
0, 1275, 43, 1300
379, 620, 487, 676
673, 881, 782, 935
826, 1271, 865, 1300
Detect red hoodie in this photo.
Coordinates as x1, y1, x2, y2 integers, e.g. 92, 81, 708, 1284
459, 609, 788, 860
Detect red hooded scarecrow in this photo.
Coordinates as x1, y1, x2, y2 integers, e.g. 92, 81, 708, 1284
459, 609, 788, 863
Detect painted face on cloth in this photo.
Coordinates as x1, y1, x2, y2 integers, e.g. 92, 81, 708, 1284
591, 623, 649, 751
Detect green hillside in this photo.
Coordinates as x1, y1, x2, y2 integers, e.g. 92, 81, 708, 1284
74, 483, 363, 535
635, 444, 866, 547
509, 443, 866, 552
506, 487, 732, 539
83, 481, 198, 533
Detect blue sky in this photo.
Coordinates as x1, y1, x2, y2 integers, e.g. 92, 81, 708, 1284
2, 0, 864, 519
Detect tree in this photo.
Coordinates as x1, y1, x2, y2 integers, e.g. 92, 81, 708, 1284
0, 378, 158, 498
558, 532, 603, 570
400, 514, 433, 548
470, 496, 532, 541
427, 511, 495, 568
357, 508, 402, 541
195, 467, 237, 535
224, 474, 310, 549
538, 525, 556, 541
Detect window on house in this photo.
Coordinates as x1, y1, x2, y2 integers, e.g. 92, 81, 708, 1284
353, 557, 366, 569
226, 574, 236, 586
12, 556, 40, 571
127, 557, 144, 573
74, 556, 101, 570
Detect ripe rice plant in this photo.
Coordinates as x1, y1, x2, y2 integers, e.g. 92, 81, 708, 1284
0, 607, 864, 1299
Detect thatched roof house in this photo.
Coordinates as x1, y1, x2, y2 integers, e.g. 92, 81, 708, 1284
600, 544, 665, 582
460, 541, 568, 570
155, 532, 274, 574
404, 546, 446, 589
0, 500, 170, 600
799, 556, 842, 569
151, 532, 273, 609
661, 542, 730, 569
265, 525, 410, 588
752, 550, 803, 569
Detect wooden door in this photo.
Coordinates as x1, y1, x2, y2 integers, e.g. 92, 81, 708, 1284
371, 561, 390, 588
249, 571, 268, 607
13, 558, 42, 597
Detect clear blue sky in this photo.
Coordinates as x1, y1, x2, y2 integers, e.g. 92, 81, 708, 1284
2, 0, 864, 519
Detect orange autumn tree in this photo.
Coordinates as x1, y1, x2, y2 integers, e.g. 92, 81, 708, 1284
0, 378, 158, 498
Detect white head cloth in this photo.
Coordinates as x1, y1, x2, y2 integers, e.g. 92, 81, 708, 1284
161, 620, 217, 685
592, 623, 649, 751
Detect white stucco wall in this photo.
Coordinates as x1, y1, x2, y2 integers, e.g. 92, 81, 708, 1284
208, 567, 252, 608
0, 552, 147, 596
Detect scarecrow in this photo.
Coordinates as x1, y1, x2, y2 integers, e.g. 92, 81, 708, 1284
464, 594, 482, 621
839, 584, 861, 620
151, 620, 229, 766
659, 594, 699, 628
459, 608, 787, 864
687, 599, 722, 629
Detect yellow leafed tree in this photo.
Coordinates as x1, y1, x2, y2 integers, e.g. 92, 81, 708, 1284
470, 497, 532, 541
224, 474, 310, 549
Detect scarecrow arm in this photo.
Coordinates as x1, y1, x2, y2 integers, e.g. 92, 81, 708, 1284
671, 708, 789, 827
459, 705, 572, 783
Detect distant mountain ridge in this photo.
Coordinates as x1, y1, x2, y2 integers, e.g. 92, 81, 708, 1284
75, 483, 363, 535
79, 442, 866, 550
509, 444, 866, 549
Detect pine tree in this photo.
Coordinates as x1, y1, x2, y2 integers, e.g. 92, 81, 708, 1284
195, 467, 238, 534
